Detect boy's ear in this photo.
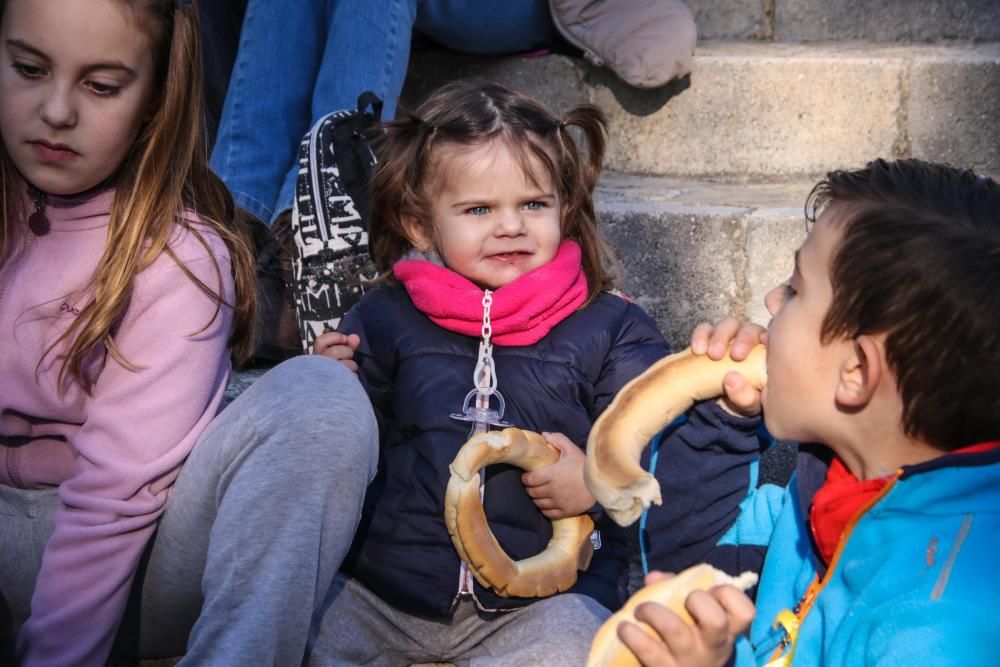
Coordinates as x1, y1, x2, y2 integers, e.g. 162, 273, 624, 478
400, 213, 432, 252
835, 335, 883, 409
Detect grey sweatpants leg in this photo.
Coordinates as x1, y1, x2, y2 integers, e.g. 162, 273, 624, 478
126, 355, 378, 665
307, 574, 609, 666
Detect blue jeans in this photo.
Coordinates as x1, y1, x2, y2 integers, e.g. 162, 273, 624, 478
211, 0, 556, 226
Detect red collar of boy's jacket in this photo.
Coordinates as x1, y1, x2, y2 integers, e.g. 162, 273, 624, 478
810, 440, 1000, 565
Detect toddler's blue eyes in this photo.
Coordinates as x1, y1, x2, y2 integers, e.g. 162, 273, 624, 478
467, 206, 489, 216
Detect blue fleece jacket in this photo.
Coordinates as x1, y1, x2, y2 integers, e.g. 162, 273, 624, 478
662, 438, 1000, 666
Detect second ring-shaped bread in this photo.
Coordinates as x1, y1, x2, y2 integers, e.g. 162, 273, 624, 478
445, 427, 596, 598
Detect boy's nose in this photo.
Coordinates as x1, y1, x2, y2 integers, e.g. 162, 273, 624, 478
39, 86, 77, 129
764, 285, 784, 316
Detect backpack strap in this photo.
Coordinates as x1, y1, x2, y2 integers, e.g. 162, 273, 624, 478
289, 92, 383, 351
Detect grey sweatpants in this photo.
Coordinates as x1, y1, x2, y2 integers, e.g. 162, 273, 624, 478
0, 355, 378, 666
306, 574, 611, 666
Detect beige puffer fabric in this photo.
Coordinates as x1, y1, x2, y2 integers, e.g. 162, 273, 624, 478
549, 0, 696, 88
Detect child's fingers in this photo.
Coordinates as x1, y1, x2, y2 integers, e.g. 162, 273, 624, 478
633, 603, 697, 663
540, 506, 568, 519
523, 481, 552, 499
616, 619, 680, 667
345, 333, 361, 351
720, 371, 762, 416
729, 322, 767, 361
313, 331, 347, 355
685, 590, 731, 651
541, 431, 578, 455
689, 322, 717, 355
338, 359, 358, 373
318, 344, 353, 362
522, 466, 555, 488
711, 585, 756, 637
706, 317, 744, 359
644, 571, 676, 587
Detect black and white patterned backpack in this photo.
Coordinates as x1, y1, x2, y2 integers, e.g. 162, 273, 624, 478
290, 92, 383, 352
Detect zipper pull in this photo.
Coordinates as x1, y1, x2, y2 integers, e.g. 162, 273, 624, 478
27, 186, 50, 236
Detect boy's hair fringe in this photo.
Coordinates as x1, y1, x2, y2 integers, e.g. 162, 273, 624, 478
809, 158, 1000, 450
0, 0, 256, 390
369, 79, 618, 305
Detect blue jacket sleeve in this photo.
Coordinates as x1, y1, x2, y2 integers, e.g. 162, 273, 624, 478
640, 401, 770, 582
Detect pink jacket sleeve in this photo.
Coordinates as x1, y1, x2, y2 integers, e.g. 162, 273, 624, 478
18, 233, 235, 667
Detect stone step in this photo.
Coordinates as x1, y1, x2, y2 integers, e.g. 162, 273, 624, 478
402, 42, 1000, 179
687, 0, 1000, 42
595, 173, 810, 349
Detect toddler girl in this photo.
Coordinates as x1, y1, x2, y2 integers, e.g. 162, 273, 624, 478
312, 80, 755, 665
0, 1, 376, 665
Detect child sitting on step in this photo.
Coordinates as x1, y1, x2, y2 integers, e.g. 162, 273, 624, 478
0, 1, 377, 665
618, 159, 1000, 667
310, 79, 764, 665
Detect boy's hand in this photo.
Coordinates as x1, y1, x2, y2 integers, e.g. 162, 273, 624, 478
690, 317, 767, 417
313, 331, 361, 373
618, 571, 756, 667
521, 432, 595, 519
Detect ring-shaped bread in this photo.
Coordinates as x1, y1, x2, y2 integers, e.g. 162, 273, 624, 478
445, 427, 595, 598
585, 344, 767, 527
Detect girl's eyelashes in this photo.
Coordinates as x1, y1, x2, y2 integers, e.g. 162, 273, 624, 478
12, 61, 45, 79
10, 61, 123, 98
781, 282, 797, 300
85, 80, 123, 98
463, 199, 550, 216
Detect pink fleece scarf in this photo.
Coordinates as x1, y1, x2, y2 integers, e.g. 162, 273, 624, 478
393, 239, 588, 346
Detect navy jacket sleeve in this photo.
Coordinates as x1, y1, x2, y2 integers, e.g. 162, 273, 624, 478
592, 300, 670, 418
340, 303, 393, 440
641, 400, 768, 582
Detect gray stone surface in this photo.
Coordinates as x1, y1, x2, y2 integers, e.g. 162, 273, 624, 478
406, 43, 1000, 179
909, 51, 1000, 176
745, 210, 807, 325
685, 0, 770, 40
593, 43, 903, 178
400, 51, 588, 117
774, 0, 1000, 43
596, 174, 810, 348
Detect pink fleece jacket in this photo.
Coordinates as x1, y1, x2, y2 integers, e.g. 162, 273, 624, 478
0, 188, 234, 666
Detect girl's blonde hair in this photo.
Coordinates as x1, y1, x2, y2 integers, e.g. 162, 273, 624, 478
370, 79, 618, 305
0, 0, 256, 389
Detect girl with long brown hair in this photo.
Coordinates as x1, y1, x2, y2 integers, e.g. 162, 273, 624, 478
0, 1, 376, 665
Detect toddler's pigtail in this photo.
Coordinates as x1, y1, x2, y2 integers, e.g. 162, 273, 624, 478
557, 106, 618, 299
370, 113, 437, 275
559, 106, 608, 197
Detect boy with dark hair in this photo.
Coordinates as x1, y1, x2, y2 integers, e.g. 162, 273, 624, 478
619, 159, 1000, 666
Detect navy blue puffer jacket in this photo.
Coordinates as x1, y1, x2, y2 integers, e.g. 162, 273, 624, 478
339, 286, 669, 620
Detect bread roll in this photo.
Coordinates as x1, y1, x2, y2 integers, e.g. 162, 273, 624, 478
444, 428, 595, 598
585, 345, 767, 526
587, 563, 758, 667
